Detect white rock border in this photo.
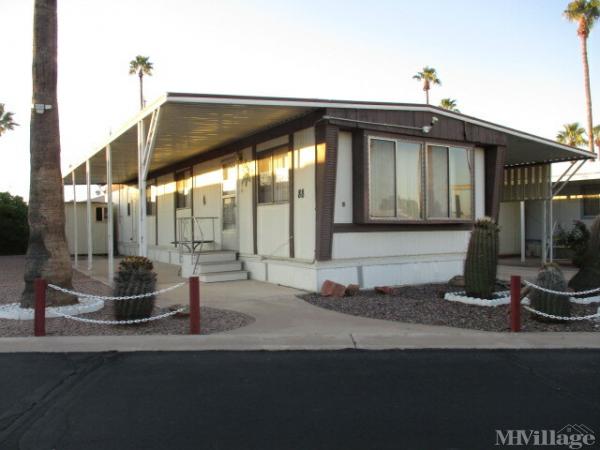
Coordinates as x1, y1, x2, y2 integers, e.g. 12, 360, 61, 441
444, 290, 511, 306
0, 297, 104, 320
570, 294, 600, 305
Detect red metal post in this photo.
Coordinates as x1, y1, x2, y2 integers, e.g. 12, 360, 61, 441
510, 275, 521, 332
189, 276, 200, 335
34, 278, 47, 337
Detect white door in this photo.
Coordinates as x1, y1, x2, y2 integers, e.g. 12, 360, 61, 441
221, 161, 239, 251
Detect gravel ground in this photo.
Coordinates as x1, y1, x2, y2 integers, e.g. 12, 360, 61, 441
300, 284, 600, 332
0, 255, 254, 337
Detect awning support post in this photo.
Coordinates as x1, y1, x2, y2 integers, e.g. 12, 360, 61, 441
520, 201, 525, 263
137, 107, 161, 258
86, 160, 92, 271
541, 199, 547, 265
71, 171, 78, 268
106, 145, 114, 284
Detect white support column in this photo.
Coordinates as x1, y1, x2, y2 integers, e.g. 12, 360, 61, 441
72, 171, 78, 267
541, 200, 547, 264
549, 196, 554, 262
520, 201, 526, 263
86, 160, 93, 271
106, 145, 114, 284
137, 120, 147, 257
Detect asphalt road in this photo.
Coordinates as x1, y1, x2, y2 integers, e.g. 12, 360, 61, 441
0, 350, 599, 450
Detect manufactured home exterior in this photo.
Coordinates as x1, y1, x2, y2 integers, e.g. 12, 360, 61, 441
64, 199, 108, 255
63, 93, 594, 290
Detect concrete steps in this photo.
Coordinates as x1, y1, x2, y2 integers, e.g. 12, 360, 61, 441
180, 251, 248, 282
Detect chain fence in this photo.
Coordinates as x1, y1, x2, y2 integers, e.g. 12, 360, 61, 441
47, 281, 187, 301
54, 307, 186, 325
520, 280, 600, 322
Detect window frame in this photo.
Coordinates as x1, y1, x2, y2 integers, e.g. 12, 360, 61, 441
256, 144, 291, 206
364, 133, 475, 225
581, 185, 600, 219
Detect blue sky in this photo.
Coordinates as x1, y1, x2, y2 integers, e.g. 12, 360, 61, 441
0, 0, 598, 199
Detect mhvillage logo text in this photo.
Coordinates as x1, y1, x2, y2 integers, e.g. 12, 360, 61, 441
495, 425, 595, 449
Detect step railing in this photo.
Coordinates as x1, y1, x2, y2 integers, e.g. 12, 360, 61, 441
175, 216, 218, 274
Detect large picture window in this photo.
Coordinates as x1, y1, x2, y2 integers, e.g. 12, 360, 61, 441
257, 148, 290, 204
368, 137, 473, 221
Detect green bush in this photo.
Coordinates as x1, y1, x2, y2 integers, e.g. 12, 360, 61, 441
554, 221, 589, 267
569, 215, 600, 291
0, 192, 28, 255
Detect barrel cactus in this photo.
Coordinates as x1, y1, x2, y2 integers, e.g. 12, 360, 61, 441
113, 256, 157, 321
464, 217, 499, 299
569, 215, 600, 291
529, 263, 571, 321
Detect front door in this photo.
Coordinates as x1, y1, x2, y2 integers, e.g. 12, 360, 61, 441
221, 161, 239, 251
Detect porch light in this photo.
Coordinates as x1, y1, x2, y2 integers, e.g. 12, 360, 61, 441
422, 116, 439, 134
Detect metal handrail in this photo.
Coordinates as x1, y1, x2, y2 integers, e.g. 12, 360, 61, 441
176, 216, 218, 274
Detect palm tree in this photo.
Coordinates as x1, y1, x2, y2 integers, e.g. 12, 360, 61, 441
413, 67, 441, 104
439, 98, 460, 112
129, 55, 153, 109
556, 122, 589, 147
21, 0, 74, 307
564, 0, 600, 154
0, 104, 18, 136
593, 124, 600, 149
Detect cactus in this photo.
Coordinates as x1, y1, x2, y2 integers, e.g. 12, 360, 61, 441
529, 263, 571, 321
113, 256, 157, 321
569, 215, 600, 291
464, 217, 499, 299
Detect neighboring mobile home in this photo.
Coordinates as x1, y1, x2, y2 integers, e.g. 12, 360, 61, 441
64, 197, 108, 255
63, 93, 594, 290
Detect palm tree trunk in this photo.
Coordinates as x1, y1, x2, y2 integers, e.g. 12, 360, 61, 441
139, 72, 144, 109
580, 35, 595, 154
425, 88, 429, 105
21, 0, 74, 307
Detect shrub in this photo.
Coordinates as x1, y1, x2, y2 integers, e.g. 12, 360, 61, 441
554, 221, 589, 267
0, 192, 28, 255
113, 256, 157, 321
529, 263, 570, 322
464, 217, 499, 299
569, 215, 600, 291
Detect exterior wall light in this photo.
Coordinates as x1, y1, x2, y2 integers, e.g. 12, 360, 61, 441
422, 116, 439, 134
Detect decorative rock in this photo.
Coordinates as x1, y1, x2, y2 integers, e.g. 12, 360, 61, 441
168, 304, 189, 317
321, 280, 346, 297
375, 286, 395, 295
345, 284, 360, 297
448, 276, 465, 287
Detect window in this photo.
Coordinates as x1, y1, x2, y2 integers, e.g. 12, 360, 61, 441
582, 185, 600, 217
368, 137, 473, 221
257, 148, 290, 204
95, 207, 107, 222
127, 203, 131, 217
146, 183, 156, 216
175, 169, 192, 209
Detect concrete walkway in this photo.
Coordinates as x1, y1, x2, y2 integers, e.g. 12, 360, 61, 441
1, 257, 597, 352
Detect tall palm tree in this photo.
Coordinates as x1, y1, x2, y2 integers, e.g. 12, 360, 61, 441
439, 98, 460, 112
129, 55, 153, 109
413, 66, 441, 104
0, 104, 18, 136
556, 122, 589, 147
21, 0, 74, 307
564, 0, 600, 154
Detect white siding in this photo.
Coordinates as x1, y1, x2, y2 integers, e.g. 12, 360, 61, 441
193, 159, 222, 249
474, 147, 485, 218
293, 127, 316, 260
257, 204, 289, 257
334, 131, 353, 224
64, 203, 108, 254
238, 147, 255, 255
156, 174, 175, 246
332, 230, 470, 259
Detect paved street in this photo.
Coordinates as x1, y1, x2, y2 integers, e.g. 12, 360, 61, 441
1, 350, 599, 450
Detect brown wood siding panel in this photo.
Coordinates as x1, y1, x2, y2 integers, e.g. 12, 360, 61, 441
485, 145, 507, 221
315, 123, 338, 261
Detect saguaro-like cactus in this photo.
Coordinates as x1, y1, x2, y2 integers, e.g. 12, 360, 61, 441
569, 215, 600, 291
464, 217, 499, 299
113, 256, 157, 321
529, 263, 571, 321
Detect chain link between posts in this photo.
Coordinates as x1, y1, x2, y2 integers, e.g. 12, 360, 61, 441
521, 280, 600, 321
54, 307, 186, 325
47, 281, 187, 301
